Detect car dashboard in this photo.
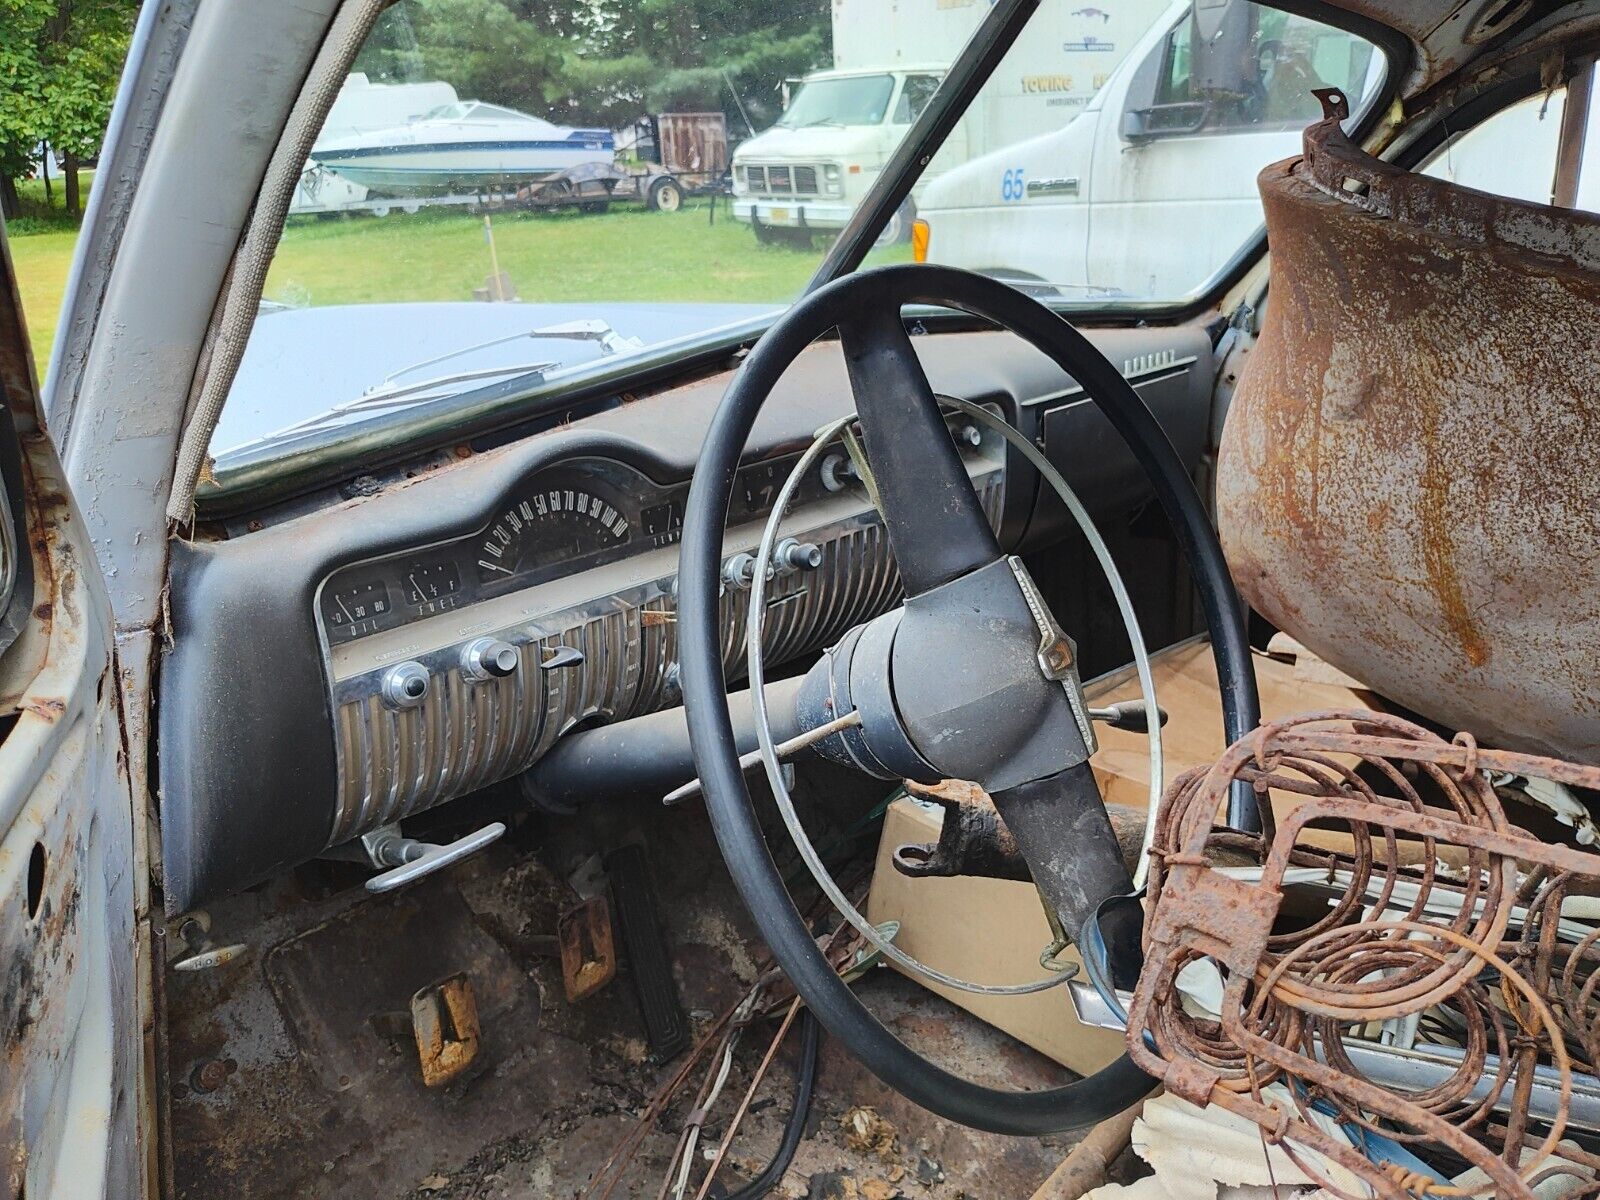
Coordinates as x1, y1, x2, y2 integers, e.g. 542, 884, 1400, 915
158, 325, 1212, 913
317, 442, 1002, 848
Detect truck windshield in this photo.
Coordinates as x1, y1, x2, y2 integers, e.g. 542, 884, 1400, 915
776, 75, 896, 128
201, 0, 1389, 489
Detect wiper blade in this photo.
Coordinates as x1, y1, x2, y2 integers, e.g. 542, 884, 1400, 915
249, 318, 646, 446
372, 317, 645, 396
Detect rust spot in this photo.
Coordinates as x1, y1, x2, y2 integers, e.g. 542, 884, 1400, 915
21, 697, 64, 721
31, 603, 50, 621
1218, 107, 1600, 761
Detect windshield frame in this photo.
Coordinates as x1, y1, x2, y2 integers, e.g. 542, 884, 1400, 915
197, 0, 1410, 516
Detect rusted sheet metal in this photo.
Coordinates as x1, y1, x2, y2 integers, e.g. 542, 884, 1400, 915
655, 112, 727, 180
0, 220, 147, 1197
1127, 710, 1600, 1200
1217, 91, 1600, 763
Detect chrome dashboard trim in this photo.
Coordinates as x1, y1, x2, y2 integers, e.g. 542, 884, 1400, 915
322, 467, 1003, 846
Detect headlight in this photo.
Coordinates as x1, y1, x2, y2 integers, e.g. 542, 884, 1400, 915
824, 164, 841, 179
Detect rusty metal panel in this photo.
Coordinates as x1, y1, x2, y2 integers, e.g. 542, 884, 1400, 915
1217, 93, 1600, 762
655, 112, 727, 178
0, 228, 147, 1194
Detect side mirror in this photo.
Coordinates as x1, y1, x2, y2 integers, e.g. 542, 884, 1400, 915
1119, 23, 1166, 143
1122, 102, 1209, 142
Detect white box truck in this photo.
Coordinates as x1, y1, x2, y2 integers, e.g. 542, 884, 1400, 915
913, 1, 1385, 297
730, 0, 1167, 244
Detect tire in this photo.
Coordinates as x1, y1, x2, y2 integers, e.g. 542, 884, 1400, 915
371, 203, 391, 218
648, 177, 684, 212
874, 199, 915, 247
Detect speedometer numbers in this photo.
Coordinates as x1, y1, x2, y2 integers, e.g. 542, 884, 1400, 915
476, 485, 630, 584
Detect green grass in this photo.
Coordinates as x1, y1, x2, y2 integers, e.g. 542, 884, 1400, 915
264, 199, 836, 309
8, 174, 95, 373
10, 185, 910, 376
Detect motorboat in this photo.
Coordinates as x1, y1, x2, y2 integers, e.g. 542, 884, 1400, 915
310, 100, 614, 196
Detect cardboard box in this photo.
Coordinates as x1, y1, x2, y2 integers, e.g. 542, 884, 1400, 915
865, 795, 1127, 1074
864, 639, 1379, 1073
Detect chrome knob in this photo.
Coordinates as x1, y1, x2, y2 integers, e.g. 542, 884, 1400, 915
775, 538, 822, 573
820, 453, 857, 492
380, 661, 430, 709
723, 552, 758, 591
461, 637, 518, 681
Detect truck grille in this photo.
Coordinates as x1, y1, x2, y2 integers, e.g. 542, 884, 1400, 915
744, 163, 821, 196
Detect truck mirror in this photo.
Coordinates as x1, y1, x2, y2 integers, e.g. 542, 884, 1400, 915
1119, 31, 1165, 143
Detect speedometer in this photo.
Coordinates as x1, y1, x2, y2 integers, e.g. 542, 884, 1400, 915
476, 478, 630, 584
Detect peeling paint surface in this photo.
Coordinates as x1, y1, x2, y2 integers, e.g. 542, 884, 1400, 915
0, 157, 146, 1200
1217, 110, 1600, 761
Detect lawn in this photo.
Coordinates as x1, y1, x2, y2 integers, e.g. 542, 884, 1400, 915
8, 174, 91, 374
10, 181, 908, 376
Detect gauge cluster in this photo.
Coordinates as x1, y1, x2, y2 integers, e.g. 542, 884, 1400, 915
318, 455, 830, 645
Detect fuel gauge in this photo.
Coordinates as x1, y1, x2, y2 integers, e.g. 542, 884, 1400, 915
403, 559, 462, 614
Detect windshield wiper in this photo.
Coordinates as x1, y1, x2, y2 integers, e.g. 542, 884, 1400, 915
253, 318, 645, 445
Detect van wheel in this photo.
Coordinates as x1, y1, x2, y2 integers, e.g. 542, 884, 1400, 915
875, 199, 915, 247
648, 177, 684, 212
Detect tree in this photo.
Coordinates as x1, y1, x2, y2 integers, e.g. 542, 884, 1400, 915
0, 0, 138, 218
354, 0, 829, 135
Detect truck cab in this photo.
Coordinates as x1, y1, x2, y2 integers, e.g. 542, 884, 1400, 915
731, 66, 945, 245
914, 0, 1382, 297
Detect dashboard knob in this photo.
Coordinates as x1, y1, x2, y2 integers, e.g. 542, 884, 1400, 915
775, 538, 823, 573
462, 637, 519, 681
540, 645, 585, 670
820, 453, 857, 493
723, 552, 758, 591
380, 661, 430, 710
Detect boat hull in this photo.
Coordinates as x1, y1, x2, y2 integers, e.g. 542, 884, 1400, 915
313, 136, 613, 196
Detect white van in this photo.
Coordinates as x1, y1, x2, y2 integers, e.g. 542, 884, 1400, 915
914, 0, 1384, 297
731, 0, 1168, 244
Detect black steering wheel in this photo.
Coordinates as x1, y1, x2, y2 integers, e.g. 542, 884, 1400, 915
678, 264, 1259, 1135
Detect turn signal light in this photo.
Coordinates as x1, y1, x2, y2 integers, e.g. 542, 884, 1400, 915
911, 218, 930, 263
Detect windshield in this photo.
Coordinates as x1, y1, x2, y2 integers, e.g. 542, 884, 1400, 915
211, 0, 1385, 483
776, 75, 896, 128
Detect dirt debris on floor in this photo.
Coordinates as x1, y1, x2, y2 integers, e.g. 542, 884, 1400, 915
169, 795, 1091, 1200
842, 1106, 899, 1162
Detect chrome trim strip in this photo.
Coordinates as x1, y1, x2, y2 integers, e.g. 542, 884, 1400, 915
325, 469, 1001, 843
